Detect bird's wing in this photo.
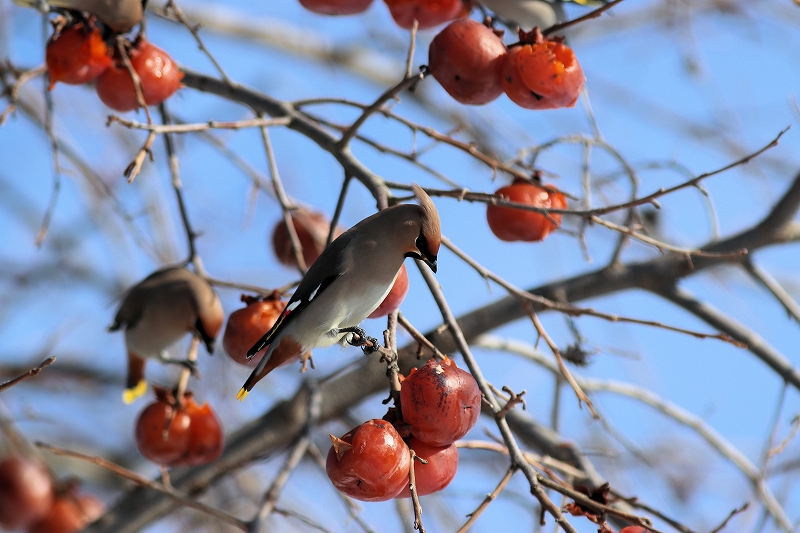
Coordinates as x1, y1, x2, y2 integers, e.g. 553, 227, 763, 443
245, 272, 340, 358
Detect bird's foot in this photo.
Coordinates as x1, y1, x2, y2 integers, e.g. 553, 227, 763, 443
340, 327, 379, 355
158, 352, 201, 378
300, 352, 315, 373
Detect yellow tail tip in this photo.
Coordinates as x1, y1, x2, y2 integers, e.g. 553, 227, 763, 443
236, 388, 249, 402
123, 380, 148, 404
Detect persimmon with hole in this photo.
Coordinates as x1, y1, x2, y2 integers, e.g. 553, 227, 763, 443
95, 39, 183, 112
299, 0, 373, 15
46, 22, 111, 90
428, 18, 506, 105
28, 492, 104, 533
272, 208, 343, 268
396, 437, 458, 497
326, 419, 410, 501
400, 357, 481, 446
486, 177, 566, 242
501, 28, 584, 110
0, 456, 53, 530
384, 0, 464, 29
368, 264, 409, 319
223, 293, 286, 366
135, 390, 224, 467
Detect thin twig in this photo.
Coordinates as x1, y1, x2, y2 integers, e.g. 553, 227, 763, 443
455, 467, 516, 533
0, 357, 56, 393
742, 259, 800, 324
408, 448, 426, 533
108, 115, 291, 133
708, 503, 749, 533
397, 312, 447, 360
36, 442, 247, 530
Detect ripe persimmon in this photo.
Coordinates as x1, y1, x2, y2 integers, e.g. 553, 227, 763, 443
486, 177, 566, 242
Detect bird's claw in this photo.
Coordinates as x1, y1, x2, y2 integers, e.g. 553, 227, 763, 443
341, 327, 378, 354
180, 359, 200, 378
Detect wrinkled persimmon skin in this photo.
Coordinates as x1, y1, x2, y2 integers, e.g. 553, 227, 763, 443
396, 437, 458, 497
326, 419, 411, 502
486, 178, 566, 242
0, 456, 53, 530
368, 264, 409, 318
223, 298, 286, 366
46, 23, 111, 89
400, 358, 481, 446
384, 0, 464, 29
272, 208, 343, 268
135, 395, 224, 467
95, 40, 183, 112
428, 19, 507, 105
501, 39, 584, 110
28, 494, 104, 533
299, 0, 373, 14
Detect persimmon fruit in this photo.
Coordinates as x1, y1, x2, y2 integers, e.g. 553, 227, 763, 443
223, 294, 286, 366
95, 39, 183, 112
501, 29, 584, 110
46, 22, 111, 90
0, 456, 53, 530
299, 0, 373, 14
400, 357, 481, 446
396, 437, 458, 497
272, 208, 343, 269
368, 264, 409, 319
383, 0, 464, 29
28, 493, 104, 533
486, 177, 566, 242
428, 18, 507, 105
326, 419, 410, 502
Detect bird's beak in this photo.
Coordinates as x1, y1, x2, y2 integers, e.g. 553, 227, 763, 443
423, 256, 438, 274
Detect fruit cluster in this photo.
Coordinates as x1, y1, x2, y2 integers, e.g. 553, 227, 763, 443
326, 357, 481, 501
135, 388, 224, 467
430, 21, 584, 110
0, 455, 103, 533
299, 0, 468, 30
45, 19, 182, 112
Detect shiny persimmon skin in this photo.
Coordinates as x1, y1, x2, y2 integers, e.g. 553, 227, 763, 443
272, 208, 343, 268
135, 399, 192, 466
400, 358, 481, 446
368, 264, 409, 318
95, 40, 183, 112
326, 419, 411, 502
486, 178, 566, 242
176, 399, 224, 467
502, 38, 584, 110
135, 393, 223, 467
384, 0, 464, 29
28, 494, 104, 533
46, 23, 111, 90
396, 437, 458, 497
299, 0, 373, 14
428, 19, 507, 105
0, 456, 53, 530
223, 298, 286, 366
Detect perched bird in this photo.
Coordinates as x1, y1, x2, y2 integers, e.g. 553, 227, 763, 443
480, 0, 566, 30
109, 266, 223, 404
12, 0, 145, 33
238, 184, 441, 400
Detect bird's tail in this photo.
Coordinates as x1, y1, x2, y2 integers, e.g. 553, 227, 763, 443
237, 356, 273, 401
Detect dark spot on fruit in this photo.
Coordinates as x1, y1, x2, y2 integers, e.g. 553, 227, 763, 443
454, 75, 460, 81
530, 91, 543, 101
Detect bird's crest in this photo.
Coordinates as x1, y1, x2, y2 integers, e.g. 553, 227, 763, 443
412, 183, 441, 255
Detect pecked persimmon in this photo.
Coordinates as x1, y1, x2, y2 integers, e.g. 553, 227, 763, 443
223, 294, 286, 366
272, 208, 343, 269
28, 492, 104, 533
486, 177, 566, 242
135, 391, 224, 467
0, 456, 53, 530
396, 437, 458, 497
46, 22, 112, 90
368, 264, 409, 318
501, 28, 584, 110
326, 419, 410, 502
400, 357, 481, 446
299, 0, 374, 14
428, 19, 507, 105
383, 0, 464, 29
95, 39, 183, 112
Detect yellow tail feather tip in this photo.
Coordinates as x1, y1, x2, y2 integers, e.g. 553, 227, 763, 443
123, 380, 148, 404
236, 388, 249, 401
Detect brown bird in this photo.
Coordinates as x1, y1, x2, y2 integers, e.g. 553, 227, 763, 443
13, 0, 145, 33
238, 184, 441, 400
109, 266, 223, 403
